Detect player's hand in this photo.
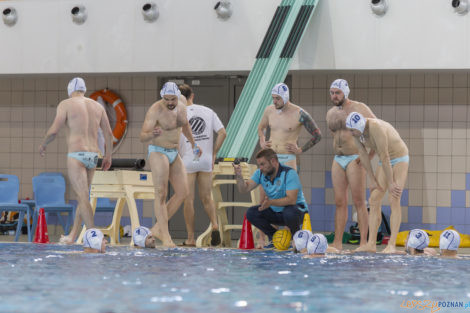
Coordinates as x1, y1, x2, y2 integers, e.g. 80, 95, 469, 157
369, 181, 384, 194
232, 162, 242, 177
102, 155, 112, 171
260, 138, 272, 149
259, 196, 270, 211
39, 144, 46, 157
286, 143, 302, 155
389, 182, 402, 199
153, 127, 163, 137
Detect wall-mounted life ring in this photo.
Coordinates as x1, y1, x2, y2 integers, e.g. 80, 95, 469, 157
90, 89, 128, 152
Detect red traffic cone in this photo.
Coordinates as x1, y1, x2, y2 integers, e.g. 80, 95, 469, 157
34, 208, 49, 244
239, 213, 254, 249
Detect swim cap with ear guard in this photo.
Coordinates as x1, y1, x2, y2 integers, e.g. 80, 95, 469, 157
84, 228, 104, 251
307, 233, 328, 254
160, 82, 181, 98
67, 77, 86, 97
133, 226, 151, 248
406, 229, 430, 250
440, 229, 460, 251
330, 79, 350, 98
271, 83, 289, 104
345, 112, 366, 134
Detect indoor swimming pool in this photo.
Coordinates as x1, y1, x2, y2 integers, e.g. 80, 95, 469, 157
1, 243, 469, 313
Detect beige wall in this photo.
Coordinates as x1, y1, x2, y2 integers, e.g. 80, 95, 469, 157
291, 71, 470, 232
1, 70, 469, 233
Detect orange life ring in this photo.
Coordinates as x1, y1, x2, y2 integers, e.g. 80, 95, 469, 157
90, 89, 128, 147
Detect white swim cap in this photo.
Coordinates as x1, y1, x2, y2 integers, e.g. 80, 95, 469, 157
330, 79, 350, 98
307, 233, 328, 254
271, 83, 289, 104
133, 226, 151, 248
83, 228, 104, 251
160, 82, 181, 98
406, 229, 430, 250
67, 77, 86, 97
293, 230, 312, 252
440, 229, 460, 251
345, 112, 366, 134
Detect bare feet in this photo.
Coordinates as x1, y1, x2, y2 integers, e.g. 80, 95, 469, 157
329, 243, 342, 251
326, 246, 340, 253
151, 224, 176, 248
354, 244, 376, 253
380, 245, 405, 254
59, 235, 75, 245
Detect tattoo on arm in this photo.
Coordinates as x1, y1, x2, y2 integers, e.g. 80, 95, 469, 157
299, 110, 322, 152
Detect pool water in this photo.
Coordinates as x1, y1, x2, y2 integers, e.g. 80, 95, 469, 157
1, 243, 469, 313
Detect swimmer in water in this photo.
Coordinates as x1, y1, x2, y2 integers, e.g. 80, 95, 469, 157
83, 228, 107, 253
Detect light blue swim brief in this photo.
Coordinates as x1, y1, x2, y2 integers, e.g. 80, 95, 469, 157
378, 155, 409, 167
334, 155, 359, 170
148, 145, 178, 164
67, 152, 99, 169
277, 154, 296, 165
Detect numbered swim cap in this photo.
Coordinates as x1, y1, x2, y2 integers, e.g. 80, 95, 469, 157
67, 77, 86, 97
133, 226, 151, 248
271, 83, 289, 104
406, 229, 430, 250
330, 79, 350, 98
84, 228, 104, 251
345, 111, 366, 134
440, 229, 460, 251
160, 82, 181, 98
293, 230, 312, 252
307, 233, 328, 255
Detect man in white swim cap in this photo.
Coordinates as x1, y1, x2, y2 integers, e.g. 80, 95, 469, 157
83, 228, 107, 253
40, 77, 113, 245
440, 229, 460, 258
133, 226, 156, 248
258, 83, 321, 170
326, 79, 377, 252
405, 229, 436, 256
345, 112, 409, 254
140, 81, 200, 247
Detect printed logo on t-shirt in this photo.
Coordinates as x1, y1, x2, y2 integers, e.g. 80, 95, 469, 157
189, 116, 206, 135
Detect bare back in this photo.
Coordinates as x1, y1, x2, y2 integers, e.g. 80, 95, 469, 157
144, 99, 188, 149
61, 96, 105, 153
263, 103, 302, 154
326, 100, 376, 155
364, 119, 409, 161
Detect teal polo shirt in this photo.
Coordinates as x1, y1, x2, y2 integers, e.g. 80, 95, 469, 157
251, 164, 308, 213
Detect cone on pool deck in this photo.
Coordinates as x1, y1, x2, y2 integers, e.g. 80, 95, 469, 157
239, 214, 254, 249
34, 208, 49, 244
301, 213, 312, 232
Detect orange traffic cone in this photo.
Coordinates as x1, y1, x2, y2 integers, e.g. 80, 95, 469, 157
239, 214, 254, 249
34, 208, 49, 244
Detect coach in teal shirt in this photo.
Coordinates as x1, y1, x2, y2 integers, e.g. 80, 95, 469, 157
234, 148, 307, 248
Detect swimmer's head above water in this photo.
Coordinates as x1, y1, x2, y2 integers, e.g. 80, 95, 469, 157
271, 83, 289, 109
307, 233, 328, 256
440, 229, 460, 257
330, 79, 349, 107
161, 82, 181, 110
405, 229, 430, 255
133, 226, 156, 248
83, 228, 107, 253
67, 77, 86, 97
